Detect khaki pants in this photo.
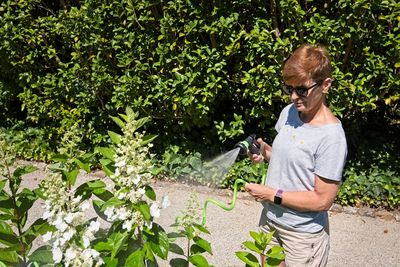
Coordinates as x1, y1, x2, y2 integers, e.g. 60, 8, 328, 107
260, 217, 330, 267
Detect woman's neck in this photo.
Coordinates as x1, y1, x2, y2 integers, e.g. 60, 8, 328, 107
299, 103, 335, 125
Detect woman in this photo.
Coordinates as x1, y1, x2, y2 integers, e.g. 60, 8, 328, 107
245, 44, 347, 266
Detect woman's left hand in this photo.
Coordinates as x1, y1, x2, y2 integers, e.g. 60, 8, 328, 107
245, 183, 274, 202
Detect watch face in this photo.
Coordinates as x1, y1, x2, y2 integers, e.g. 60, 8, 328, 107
274, 195, 282, 205
274, 189, 283, 205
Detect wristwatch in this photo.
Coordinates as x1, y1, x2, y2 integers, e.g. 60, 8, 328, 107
274, 189, 283, 205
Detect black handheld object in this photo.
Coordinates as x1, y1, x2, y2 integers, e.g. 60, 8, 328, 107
234, 134, 261, 155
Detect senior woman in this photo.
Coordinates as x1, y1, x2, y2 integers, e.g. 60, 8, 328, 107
245, 44, 347, 267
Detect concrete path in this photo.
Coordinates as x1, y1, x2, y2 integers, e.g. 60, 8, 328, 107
16, 162, 400, 266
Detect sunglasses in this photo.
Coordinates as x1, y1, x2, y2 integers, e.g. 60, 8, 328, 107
282, 81, 322, 97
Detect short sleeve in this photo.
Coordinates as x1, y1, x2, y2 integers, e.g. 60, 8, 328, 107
314, 133, 347, 181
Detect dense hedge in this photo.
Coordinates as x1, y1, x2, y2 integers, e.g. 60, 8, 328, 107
0, 1, 399, 206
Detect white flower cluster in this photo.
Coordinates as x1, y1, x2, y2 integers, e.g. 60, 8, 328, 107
41, 171, 103, 266
57, 122, 84, 158
175, 191, 201, 229
0, 133, 15, 176
104, 113, 172, 232
104, 206, 144, 231
111, 127, 152, 204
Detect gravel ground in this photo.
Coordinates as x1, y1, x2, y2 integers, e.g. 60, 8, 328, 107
15, 161, 400, 266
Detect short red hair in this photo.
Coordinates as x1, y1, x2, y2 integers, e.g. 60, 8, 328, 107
283, 44, 332, 84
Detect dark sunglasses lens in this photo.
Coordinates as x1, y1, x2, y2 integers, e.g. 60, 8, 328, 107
296, 87, 307, 96
283, 85, 292, 95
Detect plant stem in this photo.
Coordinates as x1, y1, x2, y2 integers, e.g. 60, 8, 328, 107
186, 238, 190, 266
3, 158, 27, 263
270, 0, 281, 38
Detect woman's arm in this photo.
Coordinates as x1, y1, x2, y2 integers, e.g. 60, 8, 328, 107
245, 175, 340, 212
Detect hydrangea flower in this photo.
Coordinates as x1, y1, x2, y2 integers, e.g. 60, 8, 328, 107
104, 111, 170, 232
40, 171, 103, 266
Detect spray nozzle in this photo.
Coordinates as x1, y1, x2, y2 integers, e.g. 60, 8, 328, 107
234, 134, 261, 156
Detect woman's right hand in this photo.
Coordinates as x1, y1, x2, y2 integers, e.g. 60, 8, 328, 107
249, 138, 272, 163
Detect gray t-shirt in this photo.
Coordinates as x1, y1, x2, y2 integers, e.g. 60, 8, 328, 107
262, 104, 347, 233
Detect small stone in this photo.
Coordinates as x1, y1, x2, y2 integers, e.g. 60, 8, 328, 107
330, 204, 343, 213
92, 169, 106, 178
343, 206, 358, 215
376, 210, 394, 221
393, 211, 400, 222
357, 207, 375, 217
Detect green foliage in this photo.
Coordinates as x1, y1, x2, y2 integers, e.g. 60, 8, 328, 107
338, 165, 400, 209
170, 192, 214, 267
236, 230, 285, 267
1, 0, 398, 150
0, 126, 54, 162
153, 145, 265, 189
0, 134, 51, 266
0, 0, 399, 209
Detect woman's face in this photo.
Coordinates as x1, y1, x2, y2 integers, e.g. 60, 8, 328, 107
286, 78, 329, 113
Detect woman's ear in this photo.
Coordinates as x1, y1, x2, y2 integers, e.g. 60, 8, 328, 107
322, 78, 333, 94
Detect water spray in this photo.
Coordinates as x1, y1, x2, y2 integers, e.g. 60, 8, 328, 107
201, 135, 266, 225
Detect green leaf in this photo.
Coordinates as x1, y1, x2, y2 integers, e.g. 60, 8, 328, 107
188, 157, 202, 171
190, 244, 206, 254
108, 131, 121, 145
74, 158, 91, 173
193, 224, 210, 234
63, 169, 79, 186
138, 202, 151, 220
0, 232, 19, 246
95, 147, 116, 161
170, 258, 189, 267
135, 117, 150, 130
189, 254, 211, 267
28, 246, 53, 264
0, 248, 19, 263
140, 134, 157, 146
0, 221, 14, 235
75, 179, 107, 200
193, 236, 212, 255
51, 154, 68, 162
99, 158, 115, 177
0, 179, 6, 191
110, 232, 128, 258
124, 250, 145, 267
95, 231, 128, 259
266, 246, 285, 260
92, 200, 108, 221
242, 241, 262, 254
103, 257, 118, 267
146, 224, 169, 260
143, 242, 155, 262
100, 198, 124, 214
249, 231, 262, 244
145, 185, 156, 201
235, 251, 259, 267
110, 116, 125, 128
13, 165, 37, 179
169, 243, 185, 255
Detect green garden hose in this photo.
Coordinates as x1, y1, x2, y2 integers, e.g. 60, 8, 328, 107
201, 163, 267, 226
201, 178, 247, 225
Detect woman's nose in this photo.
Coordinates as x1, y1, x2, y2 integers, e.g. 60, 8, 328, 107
290, 90, 300, 100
